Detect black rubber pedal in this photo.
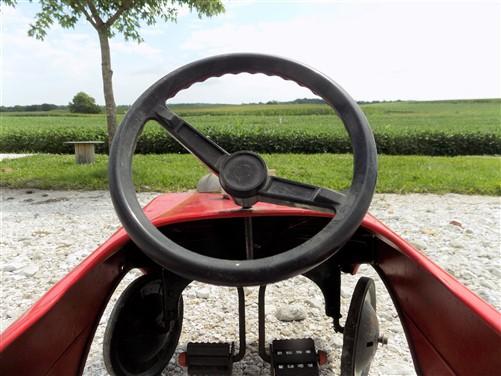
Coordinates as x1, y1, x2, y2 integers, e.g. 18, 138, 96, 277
270, 338, 319, 375
186, 342, 233, 375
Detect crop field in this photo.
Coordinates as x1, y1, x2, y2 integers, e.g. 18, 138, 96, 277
1, 99, 500, 155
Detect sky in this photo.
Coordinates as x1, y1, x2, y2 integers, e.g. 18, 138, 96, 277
1, 0, 500, 105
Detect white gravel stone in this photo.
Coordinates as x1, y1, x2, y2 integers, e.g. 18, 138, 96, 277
341, 287, 351, 299
275, 304, 307, 322
1, 189, 499, 376
196, 287, 211, 299
1, 259, 25, 272
305, 298, 322, 310
17, 264, 39, 277
0, 153, 32, 161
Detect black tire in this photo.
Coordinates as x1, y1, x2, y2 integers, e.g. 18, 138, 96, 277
341, 277, 379, 376
103, 274, 183, 376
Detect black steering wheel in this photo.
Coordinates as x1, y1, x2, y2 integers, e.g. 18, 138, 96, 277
109, 53, 377, 286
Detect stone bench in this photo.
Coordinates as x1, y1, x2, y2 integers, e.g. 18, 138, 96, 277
64, 141, 104, 164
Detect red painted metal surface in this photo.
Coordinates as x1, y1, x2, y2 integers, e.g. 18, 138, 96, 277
363, 216, 501, 375
1, 192, 500, 375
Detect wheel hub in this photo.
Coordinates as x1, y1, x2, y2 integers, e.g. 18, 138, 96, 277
219, 151, 268, 200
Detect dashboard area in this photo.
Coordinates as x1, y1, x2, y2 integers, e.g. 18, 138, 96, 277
159, 216, 331, 261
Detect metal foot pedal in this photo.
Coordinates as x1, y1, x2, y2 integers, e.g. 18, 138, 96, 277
180, 342, 233, 375
270, 338, 320, 375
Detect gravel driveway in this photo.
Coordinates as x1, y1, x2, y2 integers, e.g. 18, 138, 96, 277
1, 189, 499, 375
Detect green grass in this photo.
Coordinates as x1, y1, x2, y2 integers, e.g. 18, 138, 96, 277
1, 154, 499, 195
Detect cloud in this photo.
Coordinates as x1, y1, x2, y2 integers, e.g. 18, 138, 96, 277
2, 12, 102, 104
1, 4, 165, 105
179, 2, 501, 101
111, 40, 161, 56
1, 2, 499, 105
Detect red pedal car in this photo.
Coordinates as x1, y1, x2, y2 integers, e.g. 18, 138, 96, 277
1, 54, 500, 376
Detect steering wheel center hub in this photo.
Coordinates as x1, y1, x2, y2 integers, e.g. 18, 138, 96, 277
219, 151, 268, 199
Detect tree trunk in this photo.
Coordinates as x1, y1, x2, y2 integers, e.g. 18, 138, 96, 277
97, 29, 117, 151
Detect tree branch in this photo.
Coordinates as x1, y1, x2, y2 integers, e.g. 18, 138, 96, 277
85, 0, 104, 27
68, 1, 97, 28
105, 0, 134, 28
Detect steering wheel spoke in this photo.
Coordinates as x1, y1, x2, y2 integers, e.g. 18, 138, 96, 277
153, 105, 228, 173
258, 176, 345, 213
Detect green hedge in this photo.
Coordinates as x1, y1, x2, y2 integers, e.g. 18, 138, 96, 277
0, 126, 499, 155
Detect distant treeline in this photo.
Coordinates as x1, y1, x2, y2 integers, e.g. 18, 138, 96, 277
170, 98, 394, 106
0, 104, 130, 113
2, 100, 330, 112
0, 104, 61, 112
2, 98, 498, 113
261, 98, 403, 105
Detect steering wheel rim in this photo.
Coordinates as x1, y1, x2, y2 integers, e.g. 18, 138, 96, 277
109, 53, 377, 286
